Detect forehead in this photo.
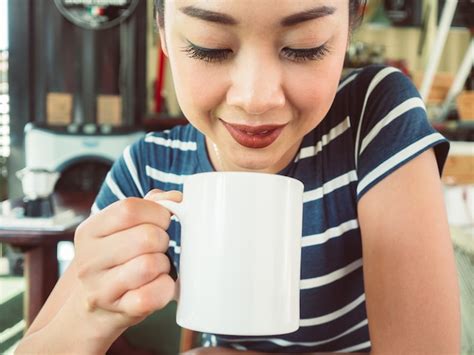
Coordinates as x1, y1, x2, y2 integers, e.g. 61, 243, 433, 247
166, 0, 348, 28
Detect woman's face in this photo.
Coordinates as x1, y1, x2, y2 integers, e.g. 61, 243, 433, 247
160, 0, 350, 173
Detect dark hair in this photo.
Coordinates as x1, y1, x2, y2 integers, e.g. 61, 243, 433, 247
154, 0, 367, 30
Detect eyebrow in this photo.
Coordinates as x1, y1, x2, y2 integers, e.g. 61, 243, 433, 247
180, 6, 238, 25
281, 6, 336, 26
179, 5, 336, 27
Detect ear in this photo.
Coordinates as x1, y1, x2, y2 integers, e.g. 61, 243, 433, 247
158, 26, 169, 57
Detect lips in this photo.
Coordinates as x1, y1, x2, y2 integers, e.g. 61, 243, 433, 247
222, 120, 286, 149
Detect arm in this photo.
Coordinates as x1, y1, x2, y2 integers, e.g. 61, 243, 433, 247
16, 260, 123, 354
15, 191, 181, 355
358, 148, 460, 353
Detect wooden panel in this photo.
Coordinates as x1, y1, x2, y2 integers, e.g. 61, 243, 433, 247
412, 72, 454, 104
46, 93, 73, 125
443, 154, 474, 185
457, 91, 474, 121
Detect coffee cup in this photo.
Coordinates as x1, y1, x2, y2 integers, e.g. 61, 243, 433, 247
158, 171, 303, 335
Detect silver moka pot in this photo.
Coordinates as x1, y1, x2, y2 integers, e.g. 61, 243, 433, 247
16, 168, 60, 217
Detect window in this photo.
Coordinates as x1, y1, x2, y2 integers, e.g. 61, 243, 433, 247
0, 0, 9, 158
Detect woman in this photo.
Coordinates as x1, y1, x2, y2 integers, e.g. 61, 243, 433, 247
16, 0, 460, 353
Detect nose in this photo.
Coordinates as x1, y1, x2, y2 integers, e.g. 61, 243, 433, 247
226, 50, 286, 116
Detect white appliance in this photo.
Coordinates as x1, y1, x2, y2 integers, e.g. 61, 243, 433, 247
22, 123, 145, 274
24, 123, 145, 172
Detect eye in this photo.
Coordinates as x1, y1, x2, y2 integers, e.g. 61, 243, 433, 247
282, 43, 330, 63
181, 42, 233, 63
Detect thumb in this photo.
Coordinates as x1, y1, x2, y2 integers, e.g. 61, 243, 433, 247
144, 188, 163, 199
144, 189, 183, 203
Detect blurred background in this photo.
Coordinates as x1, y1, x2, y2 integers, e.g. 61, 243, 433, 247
0, 0, 472, 354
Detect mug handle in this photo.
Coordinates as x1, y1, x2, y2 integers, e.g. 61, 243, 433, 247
155, 199, 184, 302
155, 199, 186, 221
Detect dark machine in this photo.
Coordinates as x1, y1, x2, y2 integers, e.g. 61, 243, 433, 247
7, 0, 148, 205
383, 0, 423, 26
5, 0, 148, 276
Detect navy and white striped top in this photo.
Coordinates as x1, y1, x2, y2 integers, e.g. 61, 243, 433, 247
93, 65, 449, 353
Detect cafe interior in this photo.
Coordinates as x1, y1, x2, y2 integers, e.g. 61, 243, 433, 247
0, 0, 472, 354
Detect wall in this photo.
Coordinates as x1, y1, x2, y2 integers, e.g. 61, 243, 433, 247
353, 25, 471, 75
353, 0, 471, 74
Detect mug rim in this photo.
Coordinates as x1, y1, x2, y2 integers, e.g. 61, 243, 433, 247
185, 171, 304, 190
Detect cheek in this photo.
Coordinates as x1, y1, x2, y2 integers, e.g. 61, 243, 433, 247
168, 55, 226, 119
285, 28, 348, 123
285, 56, 345, 125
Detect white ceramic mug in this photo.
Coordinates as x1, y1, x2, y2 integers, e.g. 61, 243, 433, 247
158, 171, 304, 336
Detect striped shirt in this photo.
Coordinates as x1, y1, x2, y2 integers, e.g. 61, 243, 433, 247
93, 65, 449, 352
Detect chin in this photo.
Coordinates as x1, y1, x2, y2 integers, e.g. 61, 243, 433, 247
232, 155, 278, 172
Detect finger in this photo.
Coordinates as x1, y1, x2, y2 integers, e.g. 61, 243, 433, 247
116, 274, 176, 318
75, 222, 170, 275
75, 197, 172, 240
144, 189, 183, 203
91, 252, 171, 312
95, 223, 170, 269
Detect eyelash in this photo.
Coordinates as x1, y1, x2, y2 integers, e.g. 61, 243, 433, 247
181, 44, 233, 63
181, 42, 330, 63
282, 45, 330, 62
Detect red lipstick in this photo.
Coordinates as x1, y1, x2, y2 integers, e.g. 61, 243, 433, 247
222, 121, 286, 149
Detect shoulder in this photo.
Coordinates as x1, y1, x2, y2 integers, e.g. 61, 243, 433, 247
324, 65, 418, 140
348, 64, 413, 88
336, 65, 428, 145
131, 124, 198, 160
338, 65, 419, 105
138, 123, 202, 186
136, 123, 196, 146
93, 124, 198, 211
347, 66, 449, 199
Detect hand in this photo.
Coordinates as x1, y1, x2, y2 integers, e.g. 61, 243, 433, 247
73, 189, 182, 331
